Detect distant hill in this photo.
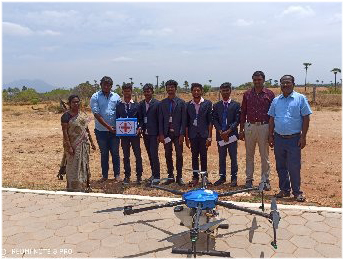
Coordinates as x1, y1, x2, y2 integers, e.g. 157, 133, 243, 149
3, 79, 58, 93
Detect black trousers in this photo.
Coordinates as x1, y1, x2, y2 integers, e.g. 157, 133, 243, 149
164, 131, 183, 179
143, 134, 160, 179
121, 136, 143, 178
190, 136, 207, 179
217, 141, 238, 180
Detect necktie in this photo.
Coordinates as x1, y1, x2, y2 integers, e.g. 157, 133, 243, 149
126, 103, 130, 117
222, 102, 228, 131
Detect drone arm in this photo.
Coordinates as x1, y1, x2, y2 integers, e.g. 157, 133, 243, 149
217, 187, 259, 197
150, 184, 185, 195
216, 200, 270, 219
124, 200, 185, 215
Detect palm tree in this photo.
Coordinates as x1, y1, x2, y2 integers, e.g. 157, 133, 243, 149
209, 79, 212, 85
274, 79, 278, 87
321, 80, 324, 85
316, 80, 319, 86
268, 79, 272, 85
303, 62, 312, 91
129, 77, 133, 85
331, 68, 341, 91
156, 76, 159, 91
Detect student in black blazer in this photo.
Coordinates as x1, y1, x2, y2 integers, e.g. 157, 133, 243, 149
212, 82, 241, 187
116, 83, 143, 185
138, 83, 160, 185
185, 83, 213, 187
158, 79, 186, 186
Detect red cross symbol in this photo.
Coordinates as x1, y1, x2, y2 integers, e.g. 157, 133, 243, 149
120, 122, 132, 133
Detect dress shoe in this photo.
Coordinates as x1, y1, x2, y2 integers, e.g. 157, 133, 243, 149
176, 178, 185, 186
295, 193, 305, 202
214, 177, 226, 186
99, 177, 108, 183
162, 178, 175, 185
230, 179, 237, 187
275, 190, 291, 198
244, 180, 253, 189
136, 177, 142, 185
123, 177, 130, 185
114, 175, 122, 182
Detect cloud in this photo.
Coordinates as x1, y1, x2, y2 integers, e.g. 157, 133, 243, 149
41, 46, 60, 52
139, 27, 173, 36
233, 19, 253, 27
3, 22, 33, 36
279, 5, 315, 18
3, 21, 60, 36
41, 10, 79, 19
112, 56, 134, 62
328, 13, 342, 24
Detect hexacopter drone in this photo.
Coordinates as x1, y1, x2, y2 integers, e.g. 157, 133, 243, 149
123, 172, 280, 258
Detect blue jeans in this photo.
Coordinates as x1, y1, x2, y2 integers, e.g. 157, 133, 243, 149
94, 129, 120, 179
217, 141, 238, 180
274, 133, 302, 196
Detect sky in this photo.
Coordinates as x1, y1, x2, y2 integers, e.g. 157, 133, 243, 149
2, 2, 342, 90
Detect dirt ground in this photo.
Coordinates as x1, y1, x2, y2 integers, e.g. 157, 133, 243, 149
2, 89, 342, 208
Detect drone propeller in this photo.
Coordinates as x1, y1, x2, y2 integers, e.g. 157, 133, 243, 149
159, 218, 226, 242
270, 198, 280, 249
150, 184, 184, 195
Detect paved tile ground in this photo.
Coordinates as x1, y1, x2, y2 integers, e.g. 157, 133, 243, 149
2, 190, 342, 258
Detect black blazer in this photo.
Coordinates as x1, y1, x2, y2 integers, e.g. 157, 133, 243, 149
186, 99, 213, 139
212, 100, 241, 141
116, 101, 141, 128
138, 98, 160, 136
158, 97, 186, 137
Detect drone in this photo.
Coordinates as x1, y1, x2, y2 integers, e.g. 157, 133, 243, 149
123, 172, 281, 258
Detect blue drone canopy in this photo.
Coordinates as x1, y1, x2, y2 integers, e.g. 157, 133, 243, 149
182, 189, 219, 209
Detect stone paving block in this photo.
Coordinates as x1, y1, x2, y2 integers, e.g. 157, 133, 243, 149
305, 220, 331, 232
45, 219, 69, 230
99, 219, 117, 229
6, 232, 33, 245
274, 239, 297, 254
223, 234, 251, 249
278, 219, 290, 229
214, 239, 230, 252
320, 211, 342, 219
49, 206, 71, 215
324, 217, 342, 228
77, 222, 100, 233
247, 231, 272, 244
68, 216, 92, 227
30, 229, 55, 241
89, 214, 110, 223
224, 247, 251, 258
146, 228, 170, 240
53, 243, 77, 257
75, 239, 101, 253
272, 252, 295, 258
88, 201, 109, 210
301, 212, 325, 222
283, 210, 303, 216
283, 215, 307, 225
64, 232, 89, 245
30, 208, 54, 218
311, 231, 338, 244
67, 252, 89, 258
228, 215, 251, 225
14, 238, 41, 250
79, 208, 98, 217
54, 225, 78, 237
101, 234, 125, 248
111, 224, 134, 236
290, 235, 317, 249
246, 244, 275, 258
276, 228, 293, 240
57, 211, 79, 220
132, 222, 154, 232
3, 207, 23, 216
293, 247, 323, 258
22, 205, 43, 213
39, 236, 65, 248
88, 246, 115, 258
113, 242, 141, 257
314, 243, 342, 257
123, 231, 148, 244
88, 228, 112, 240
286, 224, 312, 236
137, 238, 164, 252
3, 226, 25, 237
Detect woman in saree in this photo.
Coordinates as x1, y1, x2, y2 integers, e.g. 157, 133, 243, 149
61, 95, 96, 192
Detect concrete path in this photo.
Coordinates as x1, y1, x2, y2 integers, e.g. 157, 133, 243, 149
2, 189, 342, 258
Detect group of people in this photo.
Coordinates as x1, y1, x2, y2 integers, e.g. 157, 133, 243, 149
61, 71, 312, 202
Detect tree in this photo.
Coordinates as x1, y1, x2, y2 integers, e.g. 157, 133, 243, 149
93, 80, 100, 92
274, 80, 278, 87
22, 86, 27, 91
156, 76, 159, 91
203, 84, 211, 94
316, 80, 319, 85
208, 79, 212, 85
183, 81, 189, 92
72, 81, 97, 101
303, 62, 312, 91
331, 68, 341, 91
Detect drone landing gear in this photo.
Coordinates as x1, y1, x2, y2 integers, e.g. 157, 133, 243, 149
172, 248, 231, 257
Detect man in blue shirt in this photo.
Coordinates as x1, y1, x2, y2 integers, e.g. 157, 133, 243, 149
90, 76, 121, 182
268, 75, 312, 202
